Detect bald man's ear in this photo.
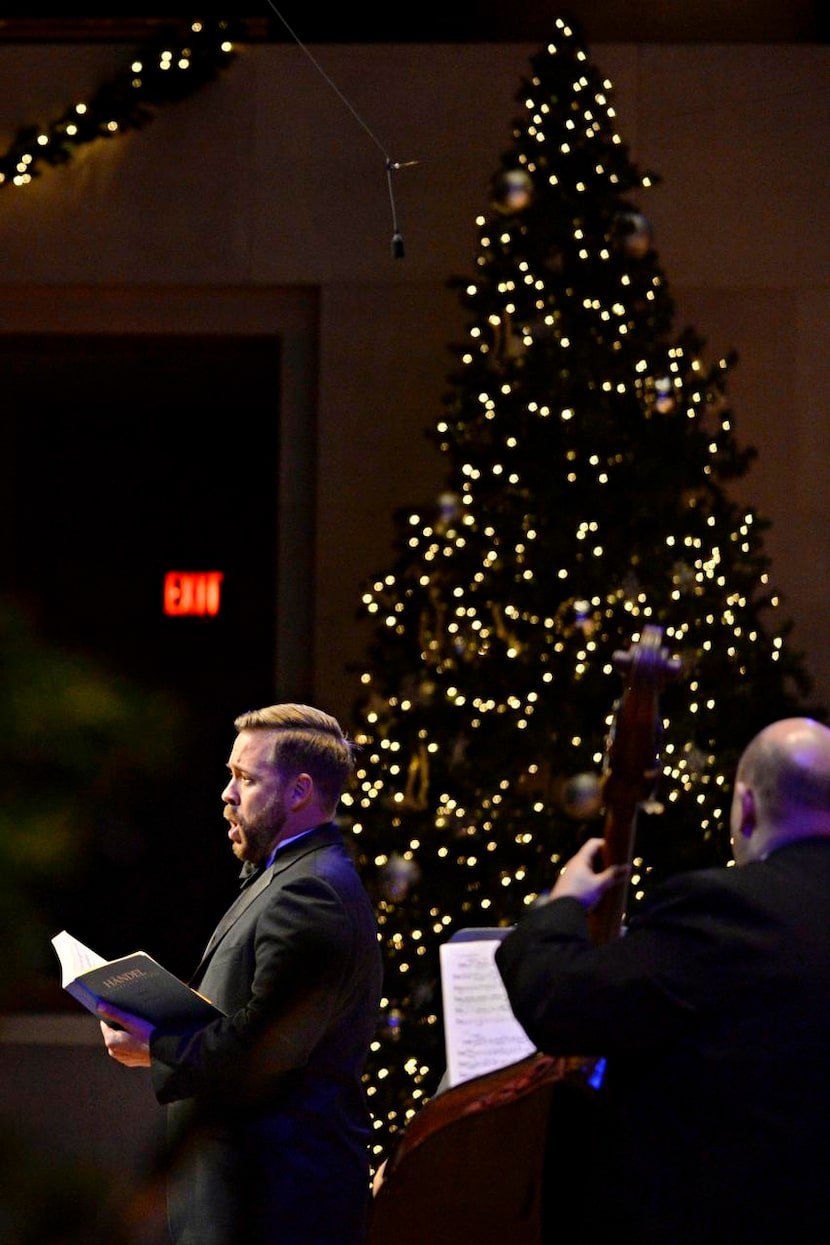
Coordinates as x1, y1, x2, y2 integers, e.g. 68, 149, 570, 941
736, 782, 756, 838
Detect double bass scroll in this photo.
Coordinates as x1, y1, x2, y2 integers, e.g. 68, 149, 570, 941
589, 624, 682, 945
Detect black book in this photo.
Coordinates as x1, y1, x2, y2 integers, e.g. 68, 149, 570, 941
51, 929, 224, 1028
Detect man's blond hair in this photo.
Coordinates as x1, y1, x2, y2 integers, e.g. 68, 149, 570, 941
233, 703, 355, 809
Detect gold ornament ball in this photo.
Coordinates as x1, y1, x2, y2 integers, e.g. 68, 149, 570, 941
491, 169, 534, 213
379, 852, 421, 901
615, 209, 653, 259
562, 772, 604, 819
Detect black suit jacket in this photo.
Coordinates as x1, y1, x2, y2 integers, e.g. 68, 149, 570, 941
149, 823, 383, 1245
496, 837, 830, 1244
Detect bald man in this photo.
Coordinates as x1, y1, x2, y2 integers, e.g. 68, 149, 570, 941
496, 718, 830, 1244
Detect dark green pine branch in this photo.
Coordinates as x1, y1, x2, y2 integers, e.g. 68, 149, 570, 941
0, 18, 244, 189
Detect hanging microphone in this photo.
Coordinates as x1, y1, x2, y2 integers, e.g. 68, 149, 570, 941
267, 1, 420, 257
387, 159, 419, 260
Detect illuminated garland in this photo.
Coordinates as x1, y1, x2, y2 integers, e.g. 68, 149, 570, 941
0, 18, 244, 189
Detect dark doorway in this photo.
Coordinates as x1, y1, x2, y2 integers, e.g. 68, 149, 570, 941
3, 333, 283, 974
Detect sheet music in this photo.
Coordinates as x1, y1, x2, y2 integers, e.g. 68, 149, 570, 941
440, 929, 535, 1088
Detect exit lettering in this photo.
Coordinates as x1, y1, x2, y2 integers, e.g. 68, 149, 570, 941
164, 571, 224, 617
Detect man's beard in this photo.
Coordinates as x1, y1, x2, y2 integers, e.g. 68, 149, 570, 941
234, 800, 287, 864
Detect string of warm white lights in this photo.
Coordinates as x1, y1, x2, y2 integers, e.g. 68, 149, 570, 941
349, 15, 816, 1163
2, 9, 416, 257
0, 19, 242, 189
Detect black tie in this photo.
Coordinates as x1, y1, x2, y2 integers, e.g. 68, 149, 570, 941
238, 861, 263, 888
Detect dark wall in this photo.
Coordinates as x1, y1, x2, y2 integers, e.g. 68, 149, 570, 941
3, 333, 283, 974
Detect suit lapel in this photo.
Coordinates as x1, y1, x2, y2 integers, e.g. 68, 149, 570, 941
191, 823, 341, 977
196, 868, 273, 967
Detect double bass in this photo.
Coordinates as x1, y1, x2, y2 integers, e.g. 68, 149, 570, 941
368, 625, 682, 1244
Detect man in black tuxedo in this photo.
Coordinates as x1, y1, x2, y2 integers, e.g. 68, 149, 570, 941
496, 716, 830, 1244
99, 703, 382, 1245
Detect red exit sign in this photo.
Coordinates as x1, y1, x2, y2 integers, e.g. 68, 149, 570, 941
164, 571, 224, 617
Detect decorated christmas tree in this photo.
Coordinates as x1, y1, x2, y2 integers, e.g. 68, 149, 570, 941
345, 15, 820, 1169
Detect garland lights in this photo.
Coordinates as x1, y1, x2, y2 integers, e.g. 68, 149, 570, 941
0, 18, 245, 189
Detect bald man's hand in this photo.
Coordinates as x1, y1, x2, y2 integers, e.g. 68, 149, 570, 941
549, 838, 631, 911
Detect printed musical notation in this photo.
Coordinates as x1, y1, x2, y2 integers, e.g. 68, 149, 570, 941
439, 929, 535, 1087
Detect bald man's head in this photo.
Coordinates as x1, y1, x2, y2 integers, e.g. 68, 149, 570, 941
730, 718, 830, 864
